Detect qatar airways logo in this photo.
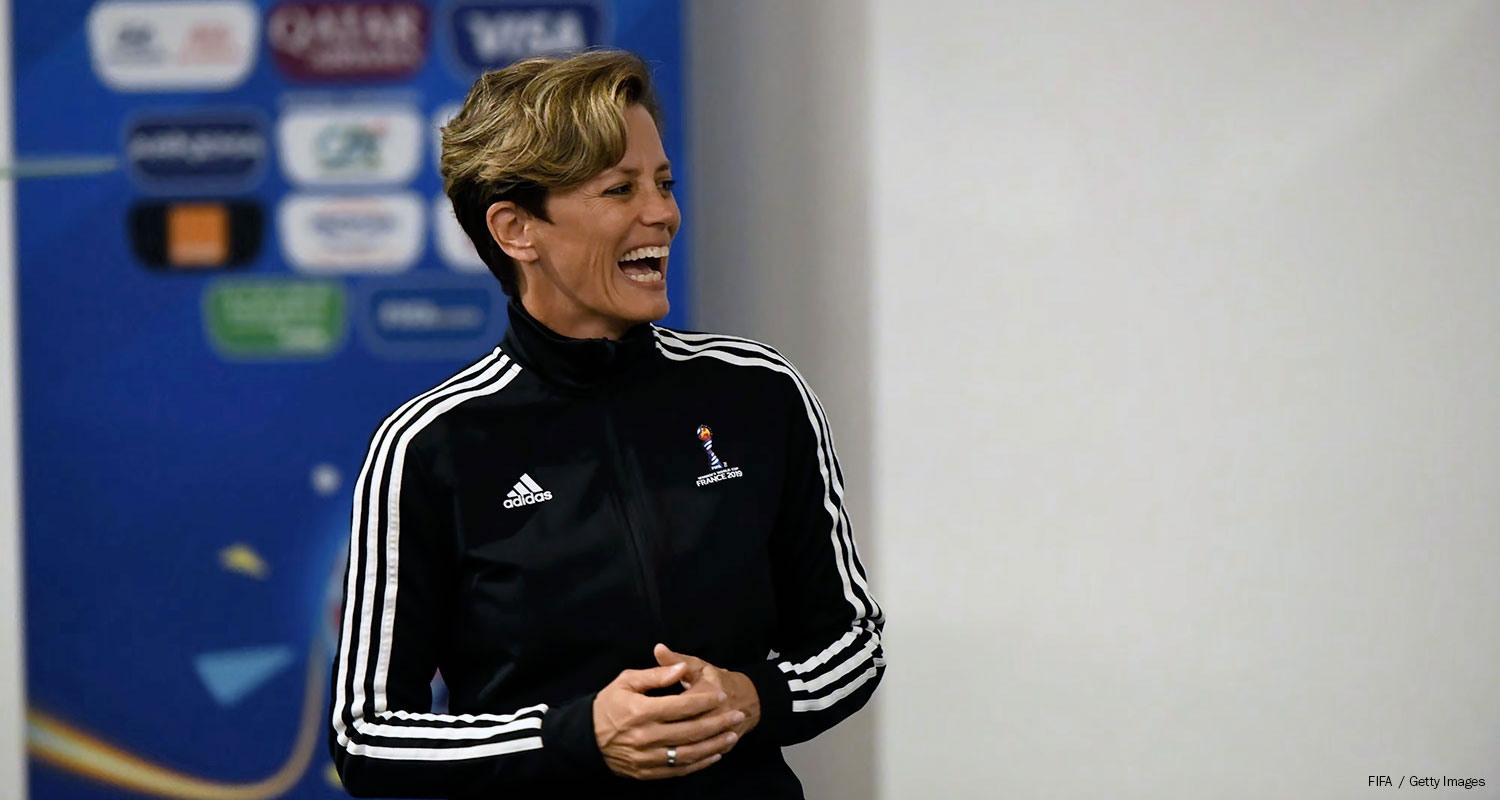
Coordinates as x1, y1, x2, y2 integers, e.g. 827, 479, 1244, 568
446, 2, 603, 73
267, 1, 428, 80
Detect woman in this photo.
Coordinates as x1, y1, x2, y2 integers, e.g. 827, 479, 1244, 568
328, 50, 884, 798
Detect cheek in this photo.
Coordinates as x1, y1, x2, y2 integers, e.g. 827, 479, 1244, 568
554, 241, 613, 285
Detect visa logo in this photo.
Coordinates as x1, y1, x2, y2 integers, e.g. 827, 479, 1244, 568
448, 2, 601, 71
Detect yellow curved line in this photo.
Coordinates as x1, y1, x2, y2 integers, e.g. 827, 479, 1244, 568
28, 642, 331, 800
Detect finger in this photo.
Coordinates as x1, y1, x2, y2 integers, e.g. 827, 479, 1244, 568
615, 662, 686, 693
655, 646, 696, 688
655, 643, 708, 682
635, 689, 726, 723
634, 753, 722, 781
633, 727, 741, 780
635, 707, 744, 747
665, 728, 742, 765
680, 666, 724, 692
654, 643, 696, 666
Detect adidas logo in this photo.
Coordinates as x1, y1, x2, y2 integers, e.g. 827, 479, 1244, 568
503, 473, 553, 509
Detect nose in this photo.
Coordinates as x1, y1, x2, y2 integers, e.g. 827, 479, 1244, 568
639, 185, 680, 231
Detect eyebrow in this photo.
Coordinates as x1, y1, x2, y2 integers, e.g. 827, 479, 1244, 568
608, 162, 674, 178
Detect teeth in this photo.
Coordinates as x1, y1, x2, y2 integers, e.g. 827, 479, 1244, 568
620, 245, 670, 262
625, 270, 664, 282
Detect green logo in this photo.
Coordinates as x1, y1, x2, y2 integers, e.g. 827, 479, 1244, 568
204, 280, 346, 358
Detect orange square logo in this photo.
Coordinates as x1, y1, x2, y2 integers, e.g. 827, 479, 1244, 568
167, 203, 229, 267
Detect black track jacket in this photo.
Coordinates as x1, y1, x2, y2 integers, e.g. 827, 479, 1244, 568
329, 302, 886, 798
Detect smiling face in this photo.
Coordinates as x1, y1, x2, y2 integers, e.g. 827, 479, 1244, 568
490, 104, 680, 340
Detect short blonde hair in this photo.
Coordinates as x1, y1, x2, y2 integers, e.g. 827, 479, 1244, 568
440, 49, 662, 295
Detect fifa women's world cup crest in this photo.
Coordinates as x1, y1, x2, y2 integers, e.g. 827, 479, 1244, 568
694, 424, 744, 487
696, 425, 724, 469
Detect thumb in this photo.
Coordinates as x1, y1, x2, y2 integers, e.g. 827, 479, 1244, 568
653, 642, 684, 667
619, 662, 686, 692
654, 643, 704, 689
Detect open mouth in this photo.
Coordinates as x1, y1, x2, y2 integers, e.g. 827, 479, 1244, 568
618, 245, 668, 284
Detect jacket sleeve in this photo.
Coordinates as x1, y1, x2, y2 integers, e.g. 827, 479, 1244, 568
736, 371, 886, 747
328, 427, 608, 798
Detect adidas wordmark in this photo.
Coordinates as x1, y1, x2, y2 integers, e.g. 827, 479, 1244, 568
503, 473, 553, 509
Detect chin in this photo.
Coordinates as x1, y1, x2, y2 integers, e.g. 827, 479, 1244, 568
615, 295, 669, 325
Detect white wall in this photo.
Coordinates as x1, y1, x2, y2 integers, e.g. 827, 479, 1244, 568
0, 0, 28, 793
871, 1, 1500, 798
688, 3, 878, 799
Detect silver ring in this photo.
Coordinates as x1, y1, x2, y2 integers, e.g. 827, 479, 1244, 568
666, 747, 677, 767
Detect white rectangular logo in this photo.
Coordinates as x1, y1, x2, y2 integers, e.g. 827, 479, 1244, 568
88, 0, 258, 91
278, 193, 425, 273
278, 105, 424, 187
431, 102, 462, 172
432, 194, 489, 273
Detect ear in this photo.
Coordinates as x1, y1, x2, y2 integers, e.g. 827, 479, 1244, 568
486, 201, 539, 263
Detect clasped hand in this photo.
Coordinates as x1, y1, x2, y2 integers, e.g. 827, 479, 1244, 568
592, 643, 761, 780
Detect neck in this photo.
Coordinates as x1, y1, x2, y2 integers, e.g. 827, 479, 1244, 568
518, 290, 631, 341
502, 299, 659, 392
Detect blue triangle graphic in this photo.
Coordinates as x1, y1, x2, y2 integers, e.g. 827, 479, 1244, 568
193, 645, 296, 707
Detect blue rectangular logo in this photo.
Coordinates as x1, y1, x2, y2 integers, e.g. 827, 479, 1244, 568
125, 112, 268, 193
446, 2, 603, 73
358, 280, 505, 359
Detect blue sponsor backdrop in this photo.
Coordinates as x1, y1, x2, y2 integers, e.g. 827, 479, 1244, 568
14, 0, 687, 797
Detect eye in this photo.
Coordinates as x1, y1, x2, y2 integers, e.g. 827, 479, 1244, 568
604, 183, 632, 196
658, 179, 677, 193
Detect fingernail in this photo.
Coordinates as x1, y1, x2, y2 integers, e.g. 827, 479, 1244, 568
727, 732, 738, 743
717, 692, 727, 702
733, 711, 745, 723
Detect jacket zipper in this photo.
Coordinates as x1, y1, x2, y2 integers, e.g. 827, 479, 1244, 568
601, 402, 666, 644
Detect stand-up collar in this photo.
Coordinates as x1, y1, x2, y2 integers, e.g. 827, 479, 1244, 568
500, 299, 660, 392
